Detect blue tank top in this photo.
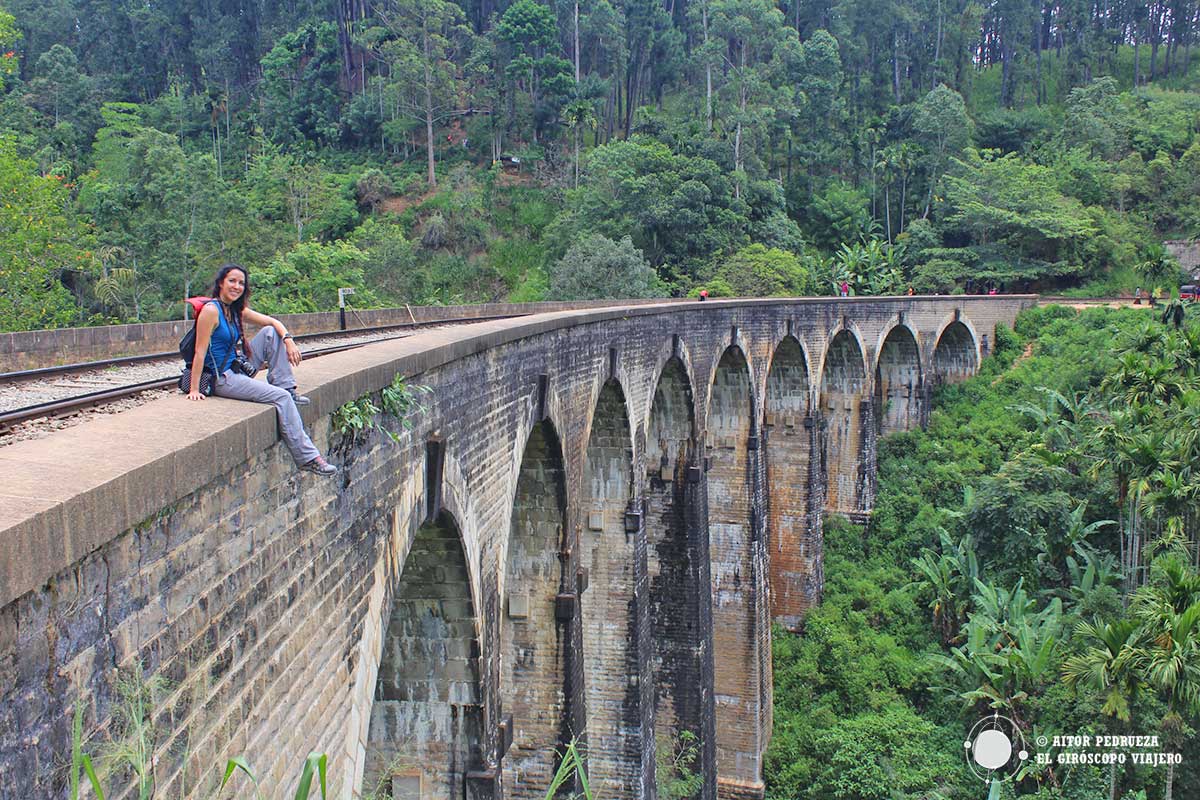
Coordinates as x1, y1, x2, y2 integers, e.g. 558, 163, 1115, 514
206, 301, 238, 374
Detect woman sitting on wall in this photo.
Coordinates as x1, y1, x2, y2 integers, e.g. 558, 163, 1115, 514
184, 263, 338, 476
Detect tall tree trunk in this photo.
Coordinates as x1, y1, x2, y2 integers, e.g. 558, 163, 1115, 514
1001, 39, 1014, 106
423, 23, 437, 187
870, 144, 877, 218
1135, 24, 1142, 87
734, 43, 745, 198
884, 184, 892, 243
892, 26, 902, 102
1151, 9, 1161, 80
624, 56, 638, 138
574, 0, 581, 82
932, 0, 943, 89
1033, 7, 1043, 105
704, 3, 713, 132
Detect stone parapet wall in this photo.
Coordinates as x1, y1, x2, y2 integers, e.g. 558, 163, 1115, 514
0, 295, 1034, 800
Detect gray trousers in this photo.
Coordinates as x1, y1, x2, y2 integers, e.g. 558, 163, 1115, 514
213, 327, 320, 465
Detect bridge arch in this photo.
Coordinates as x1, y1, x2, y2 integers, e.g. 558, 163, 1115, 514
818, 325, 871, 514
932, 315, 980, 384
500, 418, 570, 798
580, 379, 640, 797
873, 321, 923, 436
363, 508, 483, 800
764, 335, 820, 631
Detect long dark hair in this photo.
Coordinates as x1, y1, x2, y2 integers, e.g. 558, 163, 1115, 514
210, 263, 252, 357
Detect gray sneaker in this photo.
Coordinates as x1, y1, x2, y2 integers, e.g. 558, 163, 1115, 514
288, 388, 311, 406
301, 456, 337, 477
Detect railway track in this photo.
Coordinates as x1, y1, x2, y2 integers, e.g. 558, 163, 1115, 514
1040, 295, 1160, 306
0, 316, 511, 433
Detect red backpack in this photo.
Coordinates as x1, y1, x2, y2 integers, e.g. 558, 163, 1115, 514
185, 295, 213, 319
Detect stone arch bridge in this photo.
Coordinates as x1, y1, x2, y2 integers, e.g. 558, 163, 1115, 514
0, 296, 1033, 800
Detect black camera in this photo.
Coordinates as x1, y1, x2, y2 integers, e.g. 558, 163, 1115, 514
230, 355, 259, 379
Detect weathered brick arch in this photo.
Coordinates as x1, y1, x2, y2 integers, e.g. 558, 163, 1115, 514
344, 445, 490, 798
644, 336, 700, 444
500, 418, 570, 799
763, 335, 821, 632
932, 315, 981, 384
812, 321, 871, 395
873, 320, 924, 436
816, 324, 873, 515
363, 509, 483, 800
580, 379, 641, 798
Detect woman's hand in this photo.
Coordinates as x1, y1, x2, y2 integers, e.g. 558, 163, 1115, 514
284, 337, 302, 366
187, 390, 206, 401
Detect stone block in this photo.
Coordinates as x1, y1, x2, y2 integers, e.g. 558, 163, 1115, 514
506, 592, 529, 619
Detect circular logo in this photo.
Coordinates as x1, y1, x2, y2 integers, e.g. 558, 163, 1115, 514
963, 713, 1029, 783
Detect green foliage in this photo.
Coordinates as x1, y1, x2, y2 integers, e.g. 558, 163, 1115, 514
336, 373, 429, 448
551, 138, 754, 279
260, 23, 343, 146
799, 180, 874, 251
549, 233, 662, 300
0, 137, 91, 330
698, 243, 810, 297
379, 373, 432, 430
5, 0, 1200, 327
940, 149, 1097, 280
0, 8, 18, 91
655, 730, 702, 800
332, 395, 381, 448
830, 238, 904, 295
542, 738, 592, 800
255, 241, 377, 314
350, 218, 420, 301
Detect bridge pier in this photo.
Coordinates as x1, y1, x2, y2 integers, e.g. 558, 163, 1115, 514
500, 421, 570, 800
646, 356, 715, 800
764, 337, 819, 632
706, 346, 769, 799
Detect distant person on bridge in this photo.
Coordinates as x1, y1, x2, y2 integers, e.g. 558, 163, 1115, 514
184, 264, 338, 477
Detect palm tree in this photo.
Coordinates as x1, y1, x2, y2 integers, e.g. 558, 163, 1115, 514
1129, 556, 1200, 800
1062, 618, 1144, 800
1101, 353, 1190, 407
1092, 415, 1171, 596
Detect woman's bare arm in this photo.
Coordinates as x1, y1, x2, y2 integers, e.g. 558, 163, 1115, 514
187, 303, 219, 400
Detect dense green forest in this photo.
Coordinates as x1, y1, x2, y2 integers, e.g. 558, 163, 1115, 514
1, 0, 1200, 330
769, 304, 1200, 800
